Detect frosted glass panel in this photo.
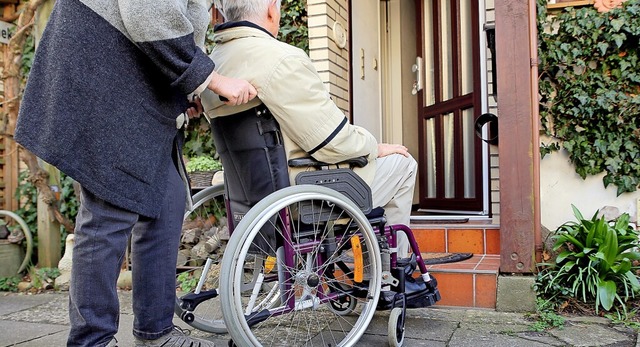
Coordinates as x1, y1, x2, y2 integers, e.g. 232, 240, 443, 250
425, 118, 437, 198
424, 0, 436, 106
440, 0, 453, 100
460, 0, 473, 95
443, 113, 455, 198
462, 108, 476, 198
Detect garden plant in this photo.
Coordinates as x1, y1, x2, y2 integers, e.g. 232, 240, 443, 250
535, 205, 640, 319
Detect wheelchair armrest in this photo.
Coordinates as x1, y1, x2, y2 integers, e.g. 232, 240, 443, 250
288, 156, 369, 169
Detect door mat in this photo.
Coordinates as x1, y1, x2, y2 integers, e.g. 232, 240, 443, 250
411, 218, 470, 224
422, 252, 473, 265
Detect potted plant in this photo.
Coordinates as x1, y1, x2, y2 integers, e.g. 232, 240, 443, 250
185, 156, 223, 188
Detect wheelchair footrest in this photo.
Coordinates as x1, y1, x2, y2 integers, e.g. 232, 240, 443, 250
376, 275, 441, 310
406, 287, 441, 308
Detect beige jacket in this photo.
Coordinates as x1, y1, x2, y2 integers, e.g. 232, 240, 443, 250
201, 23, 378, 184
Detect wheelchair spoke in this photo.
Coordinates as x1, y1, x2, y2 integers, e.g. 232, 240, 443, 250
220, 185, 382, 347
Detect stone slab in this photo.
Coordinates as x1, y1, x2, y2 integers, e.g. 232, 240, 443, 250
449, 325, 552, 347
549, 321, 636, 347
0, 293, 60, 316
0, 320, 67, 347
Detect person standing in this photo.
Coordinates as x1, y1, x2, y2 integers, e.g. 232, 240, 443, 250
14, 0, 256, 346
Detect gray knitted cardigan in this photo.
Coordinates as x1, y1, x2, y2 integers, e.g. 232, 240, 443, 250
15, 0, 215, 217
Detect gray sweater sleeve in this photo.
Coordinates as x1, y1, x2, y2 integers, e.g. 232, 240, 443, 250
117, 0, 214, 94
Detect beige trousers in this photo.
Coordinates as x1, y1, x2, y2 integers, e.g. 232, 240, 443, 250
370, 154, 418, 258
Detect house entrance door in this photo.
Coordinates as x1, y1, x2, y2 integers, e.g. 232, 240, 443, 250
415, 0, 483, 213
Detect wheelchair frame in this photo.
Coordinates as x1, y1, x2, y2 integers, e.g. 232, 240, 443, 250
175, 106, 440, 346
176, 179, 440, 347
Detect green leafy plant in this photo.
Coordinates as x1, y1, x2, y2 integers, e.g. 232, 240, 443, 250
183, 117, 216, 159
528, 298, 566, 332
177, 271, 198, 293
186, 156, 222, 173
0, 276, 20, 292
59, 173, 79, 229
14, 171, 79, 262
279, 0, 308, 53
29, 267, 60, 290
537, 0, 640, 195
605, 309, 640, 330
14, 171, 38, 239
536, 205, 640, 314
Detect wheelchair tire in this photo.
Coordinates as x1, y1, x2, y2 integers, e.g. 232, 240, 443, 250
388, 307, 405, 347
174, 184, 229, 333
220, 185, 382, 347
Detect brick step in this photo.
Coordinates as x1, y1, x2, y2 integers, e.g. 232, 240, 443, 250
411, 225, 500, 255
422, 254, 499, 309
409, 225, 501, 309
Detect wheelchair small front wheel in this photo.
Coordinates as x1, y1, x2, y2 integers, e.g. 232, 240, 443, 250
220, 185, 382, 347
388, 307, 405, 347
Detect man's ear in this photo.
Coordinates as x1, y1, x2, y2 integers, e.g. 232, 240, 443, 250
267, 0, 278, 21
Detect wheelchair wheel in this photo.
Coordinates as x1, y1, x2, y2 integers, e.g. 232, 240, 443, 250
174, 184, 229, 333
388, 307, 405, 347
220, 185, 382, 347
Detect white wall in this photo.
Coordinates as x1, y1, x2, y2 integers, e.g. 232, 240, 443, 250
540, 139, 639, 231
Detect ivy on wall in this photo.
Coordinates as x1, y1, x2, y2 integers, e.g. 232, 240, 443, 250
279, 0, 309, 53
537, 0, 640, 196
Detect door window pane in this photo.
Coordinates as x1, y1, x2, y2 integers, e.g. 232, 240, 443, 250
443, 112, 455, 198
460, 0, 474, 95
425, 117, 437, 198
462, 108, 476, 198
424, 0, 436, 107
440, 0, 453, 101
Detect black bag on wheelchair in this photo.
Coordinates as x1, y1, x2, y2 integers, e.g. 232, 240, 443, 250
209, 105, 289, 254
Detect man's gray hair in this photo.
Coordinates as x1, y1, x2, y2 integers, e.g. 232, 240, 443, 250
213, 0, 281, 22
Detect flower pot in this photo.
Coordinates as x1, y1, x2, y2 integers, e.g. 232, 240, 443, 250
189, 170, 217, 189
0, 240, 24, 277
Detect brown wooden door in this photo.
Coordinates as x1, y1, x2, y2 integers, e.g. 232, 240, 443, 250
415, 0, 483, 212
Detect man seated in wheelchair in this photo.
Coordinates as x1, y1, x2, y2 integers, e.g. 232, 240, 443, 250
201, 0, 437, 308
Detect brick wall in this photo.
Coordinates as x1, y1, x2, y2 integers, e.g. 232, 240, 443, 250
307, 0, 350, 117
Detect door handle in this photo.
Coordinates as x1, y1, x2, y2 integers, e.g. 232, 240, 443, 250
412, 56, 423, 95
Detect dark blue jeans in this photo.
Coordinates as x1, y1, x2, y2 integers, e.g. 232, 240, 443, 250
67, 160, 186, 346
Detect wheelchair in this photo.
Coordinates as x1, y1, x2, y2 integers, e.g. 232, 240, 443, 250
174, 105, 441, 347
